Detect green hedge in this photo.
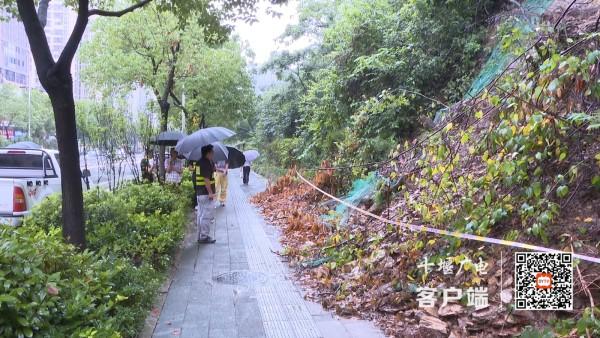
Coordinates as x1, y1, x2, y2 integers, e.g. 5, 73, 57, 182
0, 182, 192, 337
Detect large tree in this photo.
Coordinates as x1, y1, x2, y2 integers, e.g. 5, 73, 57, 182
80, 7, 203, 179
1, 0, 283, 249
177, 39, 256, 131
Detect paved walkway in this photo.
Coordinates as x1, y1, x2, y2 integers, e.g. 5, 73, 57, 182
150, 170, 384, 338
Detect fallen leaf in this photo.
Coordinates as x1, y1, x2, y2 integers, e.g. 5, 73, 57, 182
438, 304, 463, 317
500, 289, 512, 304
419, 313, 448, 334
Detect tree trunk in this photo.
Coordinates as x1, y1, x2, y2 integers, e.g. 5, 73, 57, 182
47, 79, 86, 249
17, 0, 150, 250
158, 99, 169, 181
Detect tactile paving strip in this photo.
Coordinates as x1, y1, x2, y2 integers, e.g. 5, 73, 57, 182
231, 182, 322, 338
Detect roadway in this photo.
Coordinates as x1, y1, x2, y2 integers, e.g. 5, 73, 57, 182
79, 151, 144, 189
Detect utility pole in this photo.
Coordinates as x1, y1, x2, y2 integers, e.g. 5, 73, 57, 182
181, 88, 186, 132
27, 71, 31, 140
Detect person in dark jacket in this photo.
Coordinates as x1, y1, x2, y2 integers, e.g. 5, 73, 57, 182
192, 144, 216, 244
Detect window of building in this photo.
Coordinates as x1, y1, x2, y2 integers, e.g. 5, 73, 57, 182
4, 70, 15, 81
16, 74, 26, 85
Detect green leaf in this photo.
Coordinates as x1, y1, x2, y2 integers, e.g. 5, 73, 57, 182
559, 152, 567, 161
591, 176, 600, 189
556, 185, 569, 198
17, 317, 29, 327
0, 294, 17, 304
484, 192, 492, 205
23, 327, 33, 338
532, 182, 542, 198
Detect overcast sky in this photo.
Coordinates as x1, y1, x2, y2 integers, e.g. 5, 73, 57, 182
234, 0, 304, 65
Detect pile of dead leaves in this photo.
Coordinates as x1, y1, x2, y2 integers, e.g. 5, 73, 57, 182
251, 169, 331, 255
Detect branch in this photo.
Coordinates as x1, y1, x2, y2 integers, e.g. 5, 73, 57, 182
55, 0, 89, 72
17, 0, 55, 76
170, 90, 191, 117
37, 0, 51, 28
88, 0, 152, 17
159, 42, 180, 103
553, 0, 577, 31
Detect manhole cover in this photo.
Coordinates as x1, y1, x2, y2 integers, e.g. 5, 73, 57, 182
213, 270, 269, 286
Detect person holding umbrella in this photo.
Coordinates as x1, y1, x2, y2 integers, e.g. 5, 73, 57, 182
193, 144, 217, 244
214, 159, 229, 207
165, 148, 184, 184
176, 127, 237, 243
140, 150, 155, 183
242, 160, 251, 185
242, 150, 259, 185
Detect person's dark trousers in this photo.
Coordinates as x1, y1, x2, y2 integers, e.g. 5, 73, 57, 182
243, 166, 250, 184
191, 190, 198, 208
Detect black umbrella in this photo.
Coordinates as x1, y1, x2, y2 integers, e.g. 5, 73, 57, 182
150, 131, 186, 146
226, 146, 245, 169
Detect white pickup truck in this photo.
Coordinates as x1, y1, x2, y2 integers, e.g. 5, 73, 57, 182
0, 148, 62, 226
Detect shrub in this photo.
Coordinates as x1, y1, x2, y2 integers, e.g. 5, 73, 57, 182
115, 183, 187, 215
0, 227, 122, 337
18, 182, 191, 337
26, 184, 189, 271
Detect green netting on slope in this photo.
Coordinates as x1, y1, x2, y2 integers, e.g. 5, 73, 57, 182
465, 0, 555, 98
322, 172, 380, 226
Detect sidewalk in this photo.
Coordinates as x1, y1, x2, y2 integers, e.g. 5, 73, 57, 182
150, 170, 384, 338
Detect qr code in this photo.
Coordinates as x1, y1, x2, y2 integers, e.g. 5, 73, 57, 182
514, 252, 573, 310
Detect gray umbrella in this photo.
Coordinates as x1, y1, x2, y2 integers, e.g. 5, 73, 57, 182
150, 131, 186, 146
186, 142, 229, 161
175, 127, 235, 155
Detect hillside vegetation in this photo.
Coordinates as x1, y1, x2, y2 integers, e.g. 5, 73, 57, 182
252, 1, 600, 337
252, 0, 507, 174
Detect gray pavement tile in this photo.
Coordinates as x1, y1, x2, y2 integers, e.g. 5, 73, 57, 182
314, 320, 351, 338
212, 265, 231, 276
339, 319, 386, 338
230, 261, 249, 270
208, 328, 238, 338
193, 263, 213, 275
210, 312, 237, 329
172, 273, 194, 287
153, 326, 183, 338
233, 286, 256, 303
236, 301, 266, 337
179, 244, 200, 267
188, 288, 213, 305
184, 303, 211, 322
159, 289, 190, 321
181, 320, 210, 337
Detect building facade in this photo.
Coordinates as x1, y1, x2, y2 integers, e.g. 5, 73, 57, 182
0, 3, 89, 99
0, 18, 31, 87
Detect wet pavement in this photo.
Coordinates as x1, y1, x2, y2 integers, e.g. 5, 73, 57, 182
150, 169, 384, 338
